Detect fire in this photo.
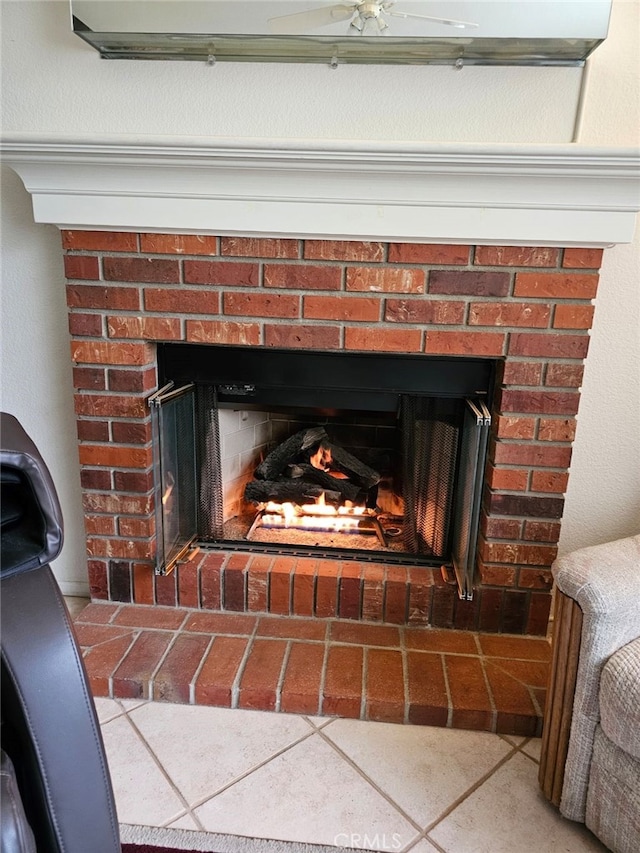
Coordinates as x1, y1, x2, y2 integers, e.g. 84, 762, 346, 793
309, 443, 332, 471
261, 495, 373, 533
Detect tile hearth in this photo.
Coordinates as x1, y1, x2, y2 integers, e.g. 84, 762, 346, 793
76, 601, 551, 737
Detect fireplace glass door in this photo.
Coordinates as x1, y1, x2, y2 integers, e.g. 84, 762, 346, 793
151, 345, 494, 598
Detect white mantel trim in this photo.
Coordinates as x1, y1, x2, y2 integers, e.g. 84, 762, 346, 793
2, 135, 639, 247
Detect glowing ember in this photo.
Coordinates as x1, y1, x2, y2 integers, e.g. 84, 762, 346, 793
309, 443, 332, 471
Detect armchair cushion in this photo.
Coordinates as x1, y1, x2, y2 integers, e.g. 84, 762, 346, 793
599, 636, 640, 760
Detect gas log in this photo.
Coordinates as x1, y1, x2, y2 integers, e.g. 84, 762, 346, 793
245, 427, 380, 508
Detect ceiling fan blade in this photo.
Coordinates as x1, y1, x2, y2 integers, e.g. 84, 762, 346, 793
387, 11, 478, 29
268, 4, 357, 35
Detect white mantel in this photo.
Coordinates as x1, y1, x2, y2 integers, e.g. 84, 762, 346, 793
2, 135, 639, 247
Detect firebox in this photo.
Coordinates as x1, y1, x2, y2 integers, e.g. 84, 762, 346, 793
150, 344, 495, 600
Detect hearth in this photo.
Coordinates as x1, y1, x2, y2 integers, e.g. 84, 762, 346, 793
151, 345, 495, 599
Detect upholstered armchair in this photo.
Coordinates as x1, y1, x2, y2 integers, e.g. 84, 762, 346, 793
540, 534, 640, 853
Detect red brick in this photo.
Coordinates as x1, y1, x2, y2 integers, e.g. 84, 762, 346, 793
404, 627, 478, 654
71, 341, 154, 367
292, 558, 316, 617
530, 470, 569, 493
469, 302, 550, 328
545, 363, 585, 387
346, 267, 424, 294
527, 592, 553, 635
389, 243, 470, 264
269, 556, 294, 615
103, 257, 179, 284
509, 332, 589, 360
74, 622, 132, 648
73, 367, 106, 391
562, 248, 604, 269
222, 237, 299, 258
365, 649, 405, 723
111, 420, 152, 444
429, 270, 510, 297
474, 246, 559, 267
81, 469, 112, 491
257, 617, 326, 641
406, 652, 448, 726
478, 562, 516, 587
185, 611, 256, 634
493, 442, 571, 468
264, 263, 341, 290
486, 466, 529, 491
155, 572, 177, 607
345, 327, 422, 352
481, 516, 522, 540
113, 602, 184, 632
62, 230, 137, 252
553, 304, 595, 329
408, 567, 433, 625
487, 493, 564, 519
69, 313, 104, 337
361, 563, 386, 622
107, 315, 181, 340
77, 418, 109, 441
481, 541, 558, 567
384, 568, 408, 624
518, 568, 554, 590
118, 516, 154, 539
87, 560, 109, 599
445, 655, 493, 731
195, 636, 248, 706
83, 493, 152, 515
153, 633, 210, 703
79, 444, 150, 469
87, 537, 152, 560
499, 389, 580, 415
484, 662, 539, 736
184, 260, 259, 286
83, 633, 136, 696
76, 602, 120, 624
330, 622, 400, 647
425, 330, 505, 356
501, 361, 543, 386
305, 240, 384, 262
224, 292, 300, 318
112, 631, 173, 699
304, 295, 381, 322
113, 470, 154, 493
144, 288, 220, 314
323, 645, 363, 718
523, 520, 562, 542
133, 563, 155, 605
85, 515, 116, 536
315, 561, 340, 617
224, 554, 248, 611
538, 417, 577, 442
247, 555, 271, 612
238, 639, 287, 710
186, 320, 260, 346
495, 415, 536, 440
67, 284, 140, 311
280, 642, 325, 715
514, 272, 598, 299
64, 255, 100, 280
140, 233, 218, 255
108, 367, 156, 393
265, 324, 340, 350
385, 299, 465, 325
339, 563, 362, 619
478, 588, 503, 633
479, 634, 551, 661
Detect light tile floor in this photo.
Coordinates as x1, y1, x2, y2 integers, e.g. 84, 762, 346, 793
96, 697, 608, 853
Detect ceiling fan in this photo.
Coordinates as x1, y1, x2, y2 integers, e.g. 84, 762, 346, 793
268, 2, 479, 36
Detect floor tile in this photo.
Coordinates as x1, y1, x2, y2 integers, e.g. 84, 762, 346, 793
193, 733, 419, 850
522, 737, 542, 762
101, 715, 185, 827
167, 814, 200, 830
429, 752, 608, 852
93, 696, 125, 724
128, 702, 312, 806
64, 596, 90, 619
323, 718, 513, 826
408, 840, 440, 852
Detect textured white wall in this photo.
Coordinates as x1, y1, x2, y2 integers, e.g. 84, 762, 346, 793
1, 0, 638, 592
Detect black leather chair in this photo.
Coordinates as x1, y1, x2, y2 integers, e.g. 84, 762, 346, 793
1, 413, 120, 853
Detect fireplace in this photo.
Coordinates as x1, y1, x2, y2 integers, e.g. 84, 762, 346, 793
151, 344, 495, 599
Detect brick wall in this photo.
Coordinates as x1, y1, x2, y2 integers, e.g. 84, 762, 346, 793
62, 231, 602, 634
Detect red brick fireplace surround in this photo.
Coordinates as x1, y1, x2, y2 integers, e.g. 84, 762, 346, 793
62, 230, 601, 636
